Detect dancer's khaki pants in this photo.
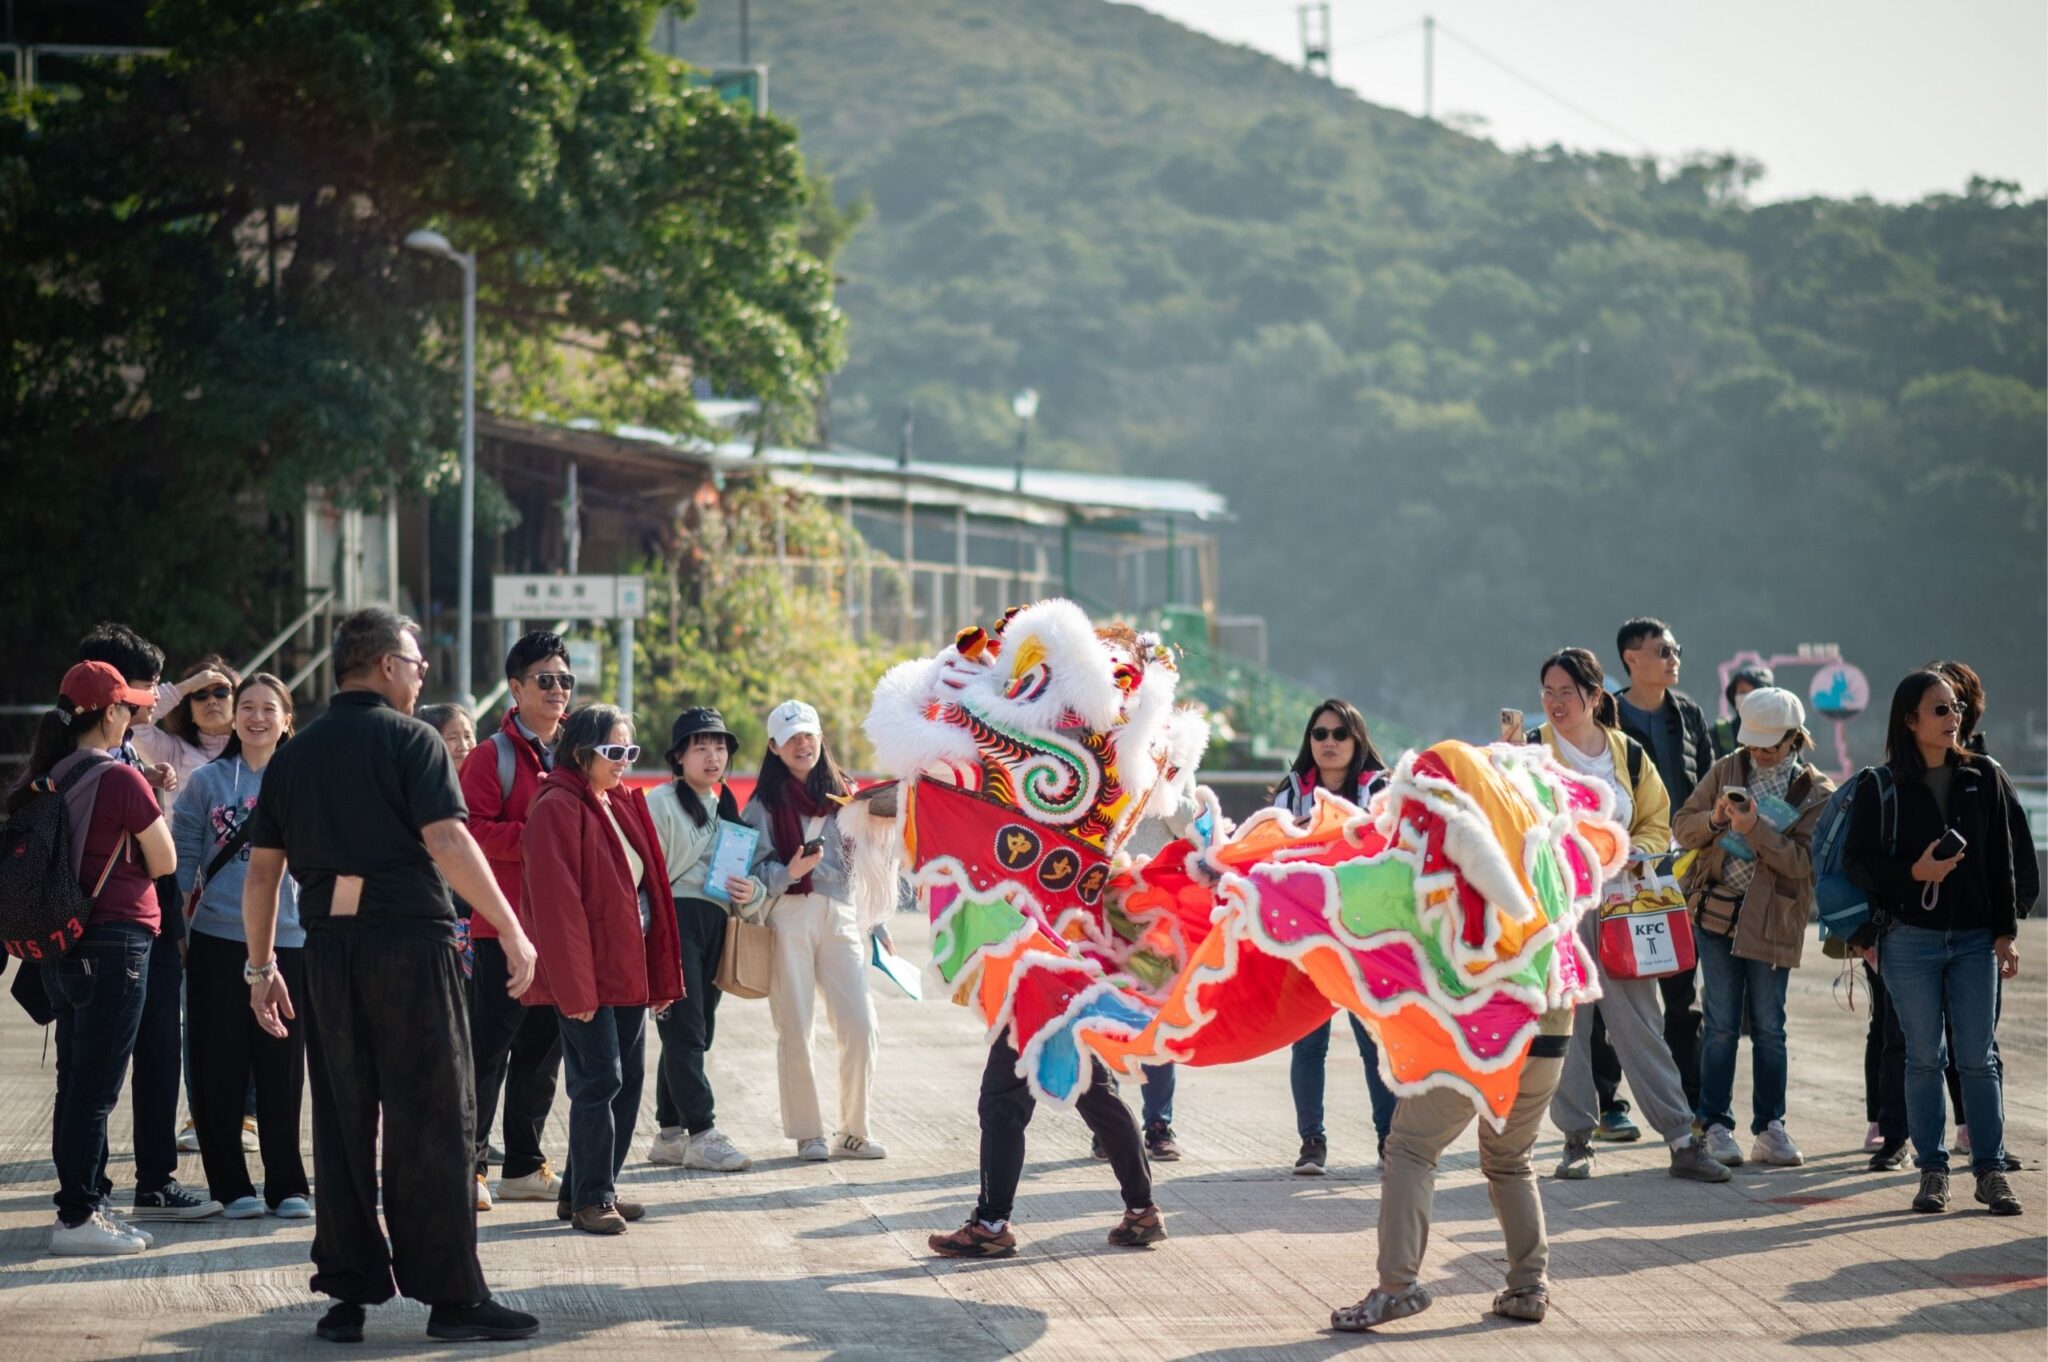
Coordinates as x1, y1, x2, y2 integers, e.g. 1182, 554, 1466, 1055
766, 892, 879, 1141
1378, 1055, 1565, 1294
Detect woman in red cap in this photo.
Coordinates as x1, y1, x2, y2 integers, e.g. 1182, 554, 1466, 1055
7, 662, 179, 1256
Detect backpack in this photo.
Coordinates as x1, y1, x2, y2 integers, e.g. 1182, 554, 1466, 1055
0, 756, 123, 961
492, 730, 520, 804
1811, 766, 1896, 944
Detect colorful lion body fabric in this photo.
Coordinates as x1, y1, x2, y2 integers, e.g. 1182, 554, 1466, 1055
858, 599, 1626, 1128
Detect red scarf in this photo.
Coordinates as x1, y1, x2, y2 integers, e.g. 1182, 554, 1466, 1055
768, 776, 834, 896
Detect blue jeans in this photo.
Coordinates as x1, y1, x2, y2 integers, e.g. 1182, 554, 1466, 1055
42, 923, 152, 1225
556, 1005, 647, 1211
1883, 925, 2005, 1174
1694, 929, 1789, 1135
1139, 1063, 1174, 1126
1291, 1013, 1396, 1142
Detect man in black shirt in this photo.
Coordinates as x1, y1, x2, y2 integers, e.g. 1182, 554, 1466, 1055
242, 608, 541, 1344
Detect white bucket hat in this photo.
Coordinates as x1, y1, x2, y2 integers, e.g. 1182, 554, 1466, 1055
767, 699, 822, 746
1737, 686, 1808, 749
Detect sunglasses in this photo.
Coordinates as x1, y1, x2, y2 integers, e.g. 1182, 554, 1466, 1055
590, 743, 641, 763
192, 686, 233, 702
525, 672, 575, 693
1928, 702, 1964, 718
1310, 726, 1350, 743
1657, 644, 1682, 660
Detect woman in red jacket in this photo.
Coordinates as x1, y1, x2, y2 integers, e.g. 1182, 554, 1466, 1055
518, 704, 683, 1235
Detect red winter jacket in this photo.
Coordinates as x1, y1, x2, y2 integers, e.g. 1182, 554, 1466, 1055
517, 766, 684, 1017
458, 712, 551, 939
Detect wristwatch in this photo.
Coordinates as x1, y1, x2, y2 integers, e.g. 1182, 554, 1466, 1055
243, 958, 278, 985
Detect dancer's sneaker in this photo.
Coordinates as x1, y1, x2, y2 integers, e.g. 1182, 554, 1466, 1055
131, 1179, 223, 1221
496, 1161, 562, 1201
1750, 1121, 1804, 1167
684, 1128, 752, 1171
1492, 1284, 1549, 1322
1294, 1136, 1328, 1176
51, 1212, 147, 1256
1669, 1137, 1733, 1183
1106, 1204, 1166, 1247
929, 1218, 1018, 1258
1703, 1124, 1745, 1166
1554, 1135, 1595, 1180
1144, 1121, 1181, 1162
1330, 1285, 1430, 1331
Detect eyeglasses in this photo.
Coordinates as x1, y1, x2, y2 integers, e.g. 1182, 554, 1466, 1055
590, 743, 641, 763
1310, 726, 1350, 743
385, 654, 430, 677
525, 672, 575, 693
192, 686, 233, 702
1928, 702, 1963, 718
1540, 688, 1584, 705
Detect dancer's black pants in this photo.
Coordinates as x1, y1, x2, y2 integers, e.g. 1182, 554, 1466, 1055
974, 1037, 1150, 1225
302, 922, 489, 1307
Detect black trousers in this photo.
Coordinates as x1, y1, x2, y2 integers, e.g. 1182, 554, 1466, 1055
302, 924, 488, 1307
468, 936, 560, 1179
126, 928, 183, 1193
1592, 966, 1702, 1115
186, 930, 309, 1206
1865, 960, 1908, 1139
654, 897, 728, 1134
974, 1037, 1151, 1225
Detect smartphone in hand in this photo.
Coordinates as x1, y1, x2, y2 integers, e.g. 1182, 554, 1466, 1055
1499, 708, 1524, 742
1933, 828, 1967, 860
801, 838, 825, 857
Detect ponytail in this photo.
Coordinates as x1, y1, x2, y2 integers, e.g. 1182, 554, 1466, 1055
7, 706, 102, 814
1591, 690, 1619, 729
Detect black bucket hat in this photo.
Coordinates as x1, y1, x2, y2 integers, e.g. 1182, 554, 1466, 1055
666, 706, 738, 762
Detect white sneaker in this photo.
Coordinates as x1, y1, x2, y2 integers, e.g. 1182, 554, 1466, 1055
1703, 1124, 1745, 1166
797, 1137, 831, 1162
647, 1129, 691, 1167
495, 1161, 562, 1201
52, 1212, 147, 1256
175, 1121, 202, 1154
834, 1133, 888, 1160
98, 1207, 152, 1247
684, 1128, 752, 1172
474, 1174, 493, 1212
240, 1118, 259, 1154
271, 1195, 315, 1220
1751, 1121, 1805, 1167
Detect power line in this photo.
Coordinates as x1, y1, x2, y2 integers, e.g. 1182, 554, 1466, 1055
1329, 18, 1420, 55
1432, 22, 1655, 151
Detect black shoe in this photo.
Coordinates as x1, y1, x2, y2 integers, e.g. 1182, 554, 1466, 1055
1144, 1120, 1182, 1162
1867, 1138, 1908, 1171
1911, 1168, 1949, 1214
1090, 1133, 1109, 1162
316, 1302, 365, 1343
1293, 1136, 1328, 1176
1975, 1170, 2022, 1216
2002, 1153, 2023, 1173
426, 1300, 540, 1342
556, 1197, 572, 1222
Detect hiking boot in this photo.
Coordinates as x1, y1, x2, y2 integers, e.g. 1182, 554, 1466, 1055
1911, 1168, 1949, 1213
1868, 1138, 1908, 1171
1669, 1137, 1733, 1183
474, 1174, 493, 1212
495, 1161, 561, 1201
1593, 1108, 1641, 1143
1975, 1170, 2022, 1216
1751, 1121, 1804, 1167
425, 1300, 540, 1342
1107, 1204, 1167, 1248
614, 1200, 646, 1222
1492, 1284, 1549, 1322
647, 1128, 690, 1166
1294, 1136, 1328, 1176
2002, 1153, 2024, 1173
1331, 1284, 1431, 1331
316, 1302, 366, 1343
131, 1179, 224, 1221
571, 1203, 627, 1235
1144, 1121, 1182, 1162
1090, 1133, 1109, 1161
1703, 1124, 1745, 1166
834, 1133, 888, 1160
684, 1128, 752, 1172
929, 1218, 1018, 1259
50, 1212, 147, 1256
1554, 1135, 1594, 1180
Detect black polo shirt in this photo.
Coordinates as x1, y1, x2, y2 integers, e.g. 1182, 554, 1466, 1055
250, 689, 467, 937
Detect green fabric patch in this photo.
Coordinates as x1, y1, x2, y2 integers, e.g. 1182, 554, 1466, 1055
932, 898, 1028, 982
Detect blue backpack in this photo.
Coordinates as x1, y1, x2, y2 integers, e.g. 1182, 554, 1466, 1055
1811, 766, 1896, 943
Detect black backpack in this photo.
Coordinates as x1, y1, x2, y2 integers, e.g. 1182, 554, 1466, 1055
0, 759, 120, 961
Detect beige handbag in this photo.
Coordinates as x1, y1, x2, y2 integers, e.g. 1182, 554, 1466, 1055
714, 916, 774, 999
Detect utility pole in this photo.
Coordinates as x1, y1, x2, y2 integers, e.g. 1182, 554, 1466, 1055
899, 403, 915, 469
1298, 3, 1331, 80
1574, 339, 1590, 410
1423, 16, 1435, 121
564, 462, 581, 573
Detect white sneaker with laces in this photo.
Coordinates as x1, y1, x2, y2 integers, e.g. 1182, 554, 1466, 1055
1703, 1124, 1745, 1166
797, 1137, 831, 1162
647, 1129, 690, 1167
474, 1174, 493, 1212
833, 1133, 887, 1160
1751, 1121, 1805, 1167
98, 1207, 152, 1247
52, 1212, 147, 1256
495, 1162, 562, 1201
684, 1128, 752, 1172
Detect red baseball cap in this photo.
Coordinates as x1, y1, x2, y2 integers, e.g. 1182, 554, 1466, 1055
59, 660, 159, 715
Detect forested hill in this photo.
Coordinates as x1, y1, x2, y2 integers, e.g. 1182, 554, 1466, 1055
668, 0, 2047, 756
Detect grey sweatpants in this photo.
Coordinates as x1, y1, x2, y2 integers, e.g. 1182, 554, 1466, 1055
1550, 916, 1694, 1142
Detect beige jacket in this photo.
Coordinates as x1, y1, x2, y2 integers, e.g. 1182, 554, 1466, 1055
1671, 752, 1836, 969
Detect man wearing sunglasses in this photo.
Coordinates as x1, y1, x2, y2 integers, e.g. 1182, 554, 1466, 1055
458, 631, 576, 1214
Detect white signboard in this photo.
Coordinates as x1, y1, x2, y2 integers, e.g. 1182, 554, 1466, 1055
492, 574, 616, 620
615, 575, 647, 620
565, 639, 603, 680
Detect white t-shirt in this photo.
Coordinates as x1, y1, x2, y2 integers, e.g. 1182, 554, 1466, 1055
1554, 731, 1634, 832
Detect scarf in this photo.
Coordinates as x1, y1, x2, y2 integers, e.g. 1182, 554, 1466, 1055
767, 774, 833, 896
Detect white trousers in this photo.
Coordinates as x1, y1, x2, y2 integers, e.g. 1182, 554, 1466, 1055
766, 892, 879, 1141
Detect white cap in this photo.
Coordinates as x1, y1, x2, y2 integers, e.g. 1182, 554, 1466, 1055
767, 699, 822, 746
1736, 687, 1807, 748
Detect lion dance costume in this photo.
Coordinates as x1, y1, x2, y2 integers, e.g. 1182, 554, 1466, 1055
850, 600, 1625, 1129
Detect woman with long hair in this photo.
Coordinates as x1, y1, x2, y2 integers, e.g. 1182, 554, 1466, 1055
173, 673, 311, 1220
1529, 648, 1729, 1186
9, 663, 181, 1255
744, 700, 885, 1161
1273, 698, 1398, 1176
1845, 670, 2023, 1216
132, 653, 240, 818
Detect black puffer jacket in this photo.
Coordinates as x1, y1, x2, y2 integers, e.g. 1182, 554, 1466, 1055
1844, 753, 2022, 940
1616, 690, 1714, 809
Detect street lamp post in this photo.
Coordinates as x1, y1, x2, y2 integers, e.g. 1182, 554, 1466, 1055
1011, 387, 1039, 493
404, 228, 478, 707
1574, 338, 1590, 410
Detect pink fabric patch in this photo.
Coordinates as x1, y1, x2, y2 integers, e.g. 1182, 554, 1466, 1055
1562, 838, 1594, 898
1250, 865, 1335, 945
927, 882, 960, 924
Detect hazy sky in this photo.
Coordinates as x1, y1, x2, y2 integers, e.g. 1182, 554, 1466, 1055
1127, 0, 2047, 203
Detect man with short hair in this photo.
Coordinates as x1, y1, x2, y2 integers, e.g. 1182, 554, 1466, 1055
242, 608, 541, 1344
458, 632, 575, 1208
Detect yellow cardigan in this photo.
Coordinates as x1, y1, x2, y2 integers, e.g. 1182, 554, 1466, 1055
1534, 722, 1672, 855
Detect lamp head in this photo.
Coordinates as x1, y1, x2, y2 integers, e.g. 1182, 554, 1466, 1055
404, 228, 460, 262
1012, 388, 1040, 422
